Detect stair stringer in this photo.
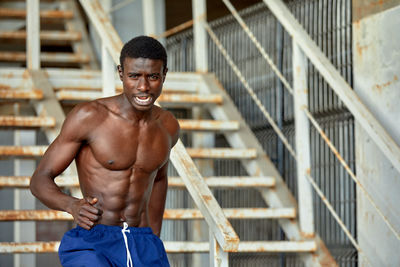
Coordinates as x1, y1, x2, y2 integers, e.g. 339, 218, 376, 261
60, 0, 99, 70
198, 73, 338, 267
28, 69, 80, 197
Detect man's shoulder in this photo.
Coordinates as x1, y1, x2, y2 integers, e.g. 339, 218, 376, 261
68, 98, 111, 122
156, 107, 178, 127
154, 107, 180, 145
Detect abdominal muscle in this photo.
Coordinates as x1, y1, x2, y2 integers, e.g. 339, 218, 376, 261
75, 146, 157, 227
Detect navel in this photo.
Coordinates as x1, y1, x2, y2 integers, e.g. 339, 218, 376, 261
108, 160, 114, 165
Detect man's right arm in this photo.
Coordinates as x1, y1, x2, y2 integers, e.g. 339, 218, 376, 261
30, 102, 102, 229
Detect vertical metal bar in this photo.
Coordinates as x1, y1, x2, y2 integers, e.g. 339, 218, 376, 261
209, 229, 229, 267
275, 13, 286, 267
26, 0, 40, 69
13, 103, 36, 267
102, 43, 116, 97
192, 0, 208, 72
293, 41, 314, 236
142, 0, 157, 36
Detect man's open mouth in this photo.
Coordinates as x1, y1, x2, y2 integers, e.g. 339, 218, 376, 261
134, 95, 153, 105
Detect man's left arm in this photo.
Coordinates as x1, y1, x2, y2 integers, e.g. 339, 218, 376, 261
148, 161, 169, 237
149, 111, 180, 236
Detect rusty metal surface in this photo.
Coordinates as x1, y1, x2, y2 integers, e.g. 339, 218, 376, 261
186, 148, 257, 159
56, 90, 223, 105
0, 8, 73, 19
0, 89, 43, 100
178, 119, 239, 131
0, 30, 82, 41
157, 19, 194, 39
237, 241, 317, 253
0, 241, 317, 253
158, 94, 223, 104
0, 116, 55, 128
0, 242, 60, 253
0, 52, 90, 63
0, 145, 47, 156
0, 210, 72, 221
0, 208, 295, 221
353, 0, 400, 21
0, 176, 275, 189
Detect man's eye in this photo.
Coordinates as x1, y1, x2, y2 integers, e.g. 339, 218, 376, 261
150, 75, 159, 80
129, 74, 139, 78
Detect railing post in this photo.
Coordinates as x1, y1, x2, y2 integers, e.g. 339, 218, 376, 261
192, 0, 208, 72
101, 43, 116, 97
100, 0, 115, 97
209, 229, 229, 267
26, 0, 40, 69
293, 41, 314, 236
142, 0, 157, 36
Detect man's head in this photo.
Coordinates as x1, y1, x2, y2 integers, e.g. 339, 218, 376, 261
119, 36, 167, 73
118, 36, 168, 112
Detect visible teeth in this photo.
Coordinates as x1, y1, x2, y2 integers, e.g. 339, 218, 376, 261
135, 96, 152, 105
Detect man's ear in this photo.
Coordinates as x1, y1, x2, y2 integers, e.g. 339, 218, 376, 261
162, 67, 168, 82
117, 65, 123, 81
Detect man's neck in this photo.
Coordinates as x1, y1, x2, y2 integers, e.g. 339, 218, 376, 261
119, 94, 154, 123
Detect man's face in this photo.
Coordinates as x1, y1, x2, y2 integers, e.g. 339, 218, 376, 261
118, 57, 167, 111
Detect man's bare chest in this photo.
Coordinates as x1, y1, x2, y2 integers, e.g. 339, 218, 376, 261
86, 121, 171, 172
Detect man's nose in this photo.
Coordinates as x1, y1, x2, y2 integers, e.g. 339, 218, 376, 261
137, 77, 149, 91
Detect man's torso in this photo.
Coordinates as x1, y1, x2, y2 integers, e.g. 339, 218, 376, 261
74, 97, 173, 226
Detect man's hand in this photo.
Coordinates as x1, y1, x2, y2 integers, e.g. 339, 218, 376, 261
69, 197, 102, 230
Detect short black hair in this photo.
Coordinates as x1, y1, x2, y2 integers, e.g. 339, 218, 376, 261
119, 36, 167, 71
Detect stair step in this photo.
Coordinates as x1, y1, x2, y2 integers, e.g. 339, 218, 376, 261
56, 90, 222, 105
0, 208, 295, 221
0, 116, 55, 128
0, 30, 82, 42
0, 8, 74, 19
178, 119, 239, 131
0, 52, 90, 63
0, 146, 257, 159
0, 146, 47, 157
0, 176, 275, 188
158, 94, 223, 105
165, 241, 317, 253
187, 148, 257, 159
0, 241, 316, 253
0, 89, 43, 100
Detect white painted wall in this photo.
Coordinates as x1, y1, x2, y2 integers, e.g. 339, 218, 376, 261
353, 5, 400, 267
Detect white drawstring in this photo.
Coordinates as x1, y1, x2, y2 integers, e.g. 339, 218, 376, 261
121, 222, 133, 267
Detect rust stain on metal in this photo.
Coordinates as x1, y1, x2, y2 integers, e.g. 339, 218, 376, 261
373, 75, 399, 93
158, 20, 194, 39
0, 8, 73, 19
0, 210, 72, 221
0, 84, 11, 90
0, 241, 60, 253
0, 116, 55, 128
0, 89, 43, 100
313, 238, 339, 267
203, 195, 212, 201
0, 146, 47, 157
356, 42, 369, 58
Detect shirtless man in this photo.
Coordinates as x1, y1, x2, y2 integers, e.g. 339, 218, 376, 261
30, 36, 179, 267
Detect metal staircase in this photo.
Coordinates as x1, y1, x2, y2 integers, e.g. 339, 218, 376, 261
0, 0, 339, 266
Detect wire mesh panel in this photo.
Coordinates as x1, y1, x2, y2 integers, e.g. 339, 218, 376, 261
166, 0, 355, 266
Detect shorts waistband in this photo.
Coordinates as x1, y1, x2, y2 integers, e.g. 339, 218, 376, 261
76, 224, 153, 234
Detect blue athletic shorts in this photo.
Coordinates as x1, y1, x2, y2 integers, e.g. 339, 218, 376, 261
58, 224, 170, 267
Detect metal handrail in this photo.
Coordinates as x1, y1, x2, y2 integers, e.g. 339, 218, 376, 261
78, 0, 239, 252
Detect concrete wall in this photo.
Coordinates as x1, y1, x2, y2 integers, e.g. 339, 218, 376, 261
353, 1, 400, 266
